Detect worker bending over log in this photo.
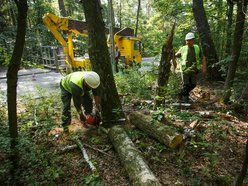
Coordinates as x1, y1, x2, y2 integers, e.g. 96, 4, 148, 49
60, 71, 101, 132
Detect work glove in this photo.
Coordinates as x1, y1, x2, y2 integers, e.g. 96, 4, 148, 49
184, 64, 199, 75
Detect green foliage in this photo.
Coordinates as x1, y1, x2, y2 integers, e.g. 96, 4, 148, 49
127, 128, 147, 141
175, 110, 197, 121
82, 173, 103, 186
152, 109, 165, 122
115, 68, 155, 99
0, 87, 65, 185
213, 175, 232, 186
203, 152, 220, 166
0, 104, 10, 184
0, 45, 11, 66
189, 140, 210, 150
16, 136, 63, 185
19, 89, 61, 134
154, 142, 167, 153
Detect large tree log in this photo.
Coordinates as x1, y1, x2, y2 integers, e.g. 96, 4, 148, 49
109, 125, 161, 186
129, 112, 183, 148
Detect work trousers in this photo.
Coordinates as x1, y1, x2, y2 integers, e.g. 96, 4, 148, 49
60, 84, 93, 128
180, 73, 197, 98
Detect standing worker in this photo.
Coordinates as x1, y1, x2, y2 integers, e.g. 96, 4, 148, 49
60, 71, 101, 132
175, 32, 206, 103
114, 45, 121, 73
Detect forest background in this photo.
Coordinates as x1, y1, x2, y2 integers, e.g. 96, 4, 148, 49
0, 0, 248, 185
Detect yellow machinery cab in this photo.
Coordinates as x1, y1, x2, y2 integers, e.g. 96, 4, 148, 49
42, 13, 91, 72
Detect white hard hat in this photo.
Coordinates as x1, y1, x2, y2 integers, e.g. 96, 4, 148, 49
185, 32, 195, 40
84, 71, 100, 89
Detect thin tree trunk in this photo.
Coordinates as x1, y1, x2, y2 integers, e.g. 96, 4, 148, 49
134, 0, 141, 37
225, 0, 234, 57
7, 0, 28, 183
58, 0, 67, 17
119, 0, 121, 28
235, 139, 248, 186
216, 0, 224, 59
109, 125, 162, 186
193, 0, 221, 81
8, 0, 17, 26
223, 0, 248, 102
81, 0, 124, 126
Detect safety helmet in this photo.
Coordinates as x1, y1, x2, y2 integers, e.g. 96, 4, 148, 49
185, 32, 195, 40
84, 71, 100, 89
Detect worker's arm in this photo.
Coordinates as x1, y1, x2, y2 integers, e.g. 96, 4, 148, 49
92, 88, 101, 112
175, 47, 182, 58
70, 82, 86, 121
173, 48, 182, 71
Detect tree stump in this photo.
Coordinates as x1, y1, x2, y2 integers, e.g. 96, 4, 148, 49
129, 112, 183, 148
109, 125, 161, 186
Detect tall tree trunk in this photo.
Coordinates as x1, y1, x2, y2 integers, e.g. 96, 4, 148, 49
58, 0, 67, 17
156, 23, 175, 105
7, 0, 28, 183
223, 0, 248, 102
81, 0, 124, 125
193, 0, 221, 81
216, 0, 224, 59
225, 0, 234, 57
108, 0, 115, 65
134, 0, 141, 37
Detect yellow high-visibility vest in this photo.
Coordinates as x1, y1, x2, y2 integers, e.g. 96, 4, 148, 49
61, 71, 85, 95
180, 44, 201, 71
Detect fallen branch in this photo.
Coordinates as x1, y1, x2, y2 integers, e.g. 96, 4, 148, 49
58, 142, 113, 158
75, 137, 97, 172
99, 126, 109, 134
61, 144, 77, 152
83, 143, 114, 158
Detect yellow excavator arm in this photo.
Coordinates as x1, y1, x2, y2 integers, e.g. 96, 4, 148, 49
42, 13, 90, 71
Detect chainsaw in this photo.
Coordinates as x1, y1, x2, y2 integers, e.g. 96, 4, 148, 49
85, 111, 101, 127
85, 106, 126, 127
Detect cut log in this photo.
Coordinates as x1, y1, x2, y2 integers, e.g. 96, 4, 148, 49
109, 125, 161, 186
129, 112, 183, 148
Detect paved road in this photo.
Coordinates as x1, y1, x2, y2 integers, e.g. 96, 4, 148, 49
0, 57, 158, 101
0, 68, 62, 101
139, 57, 159, 73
